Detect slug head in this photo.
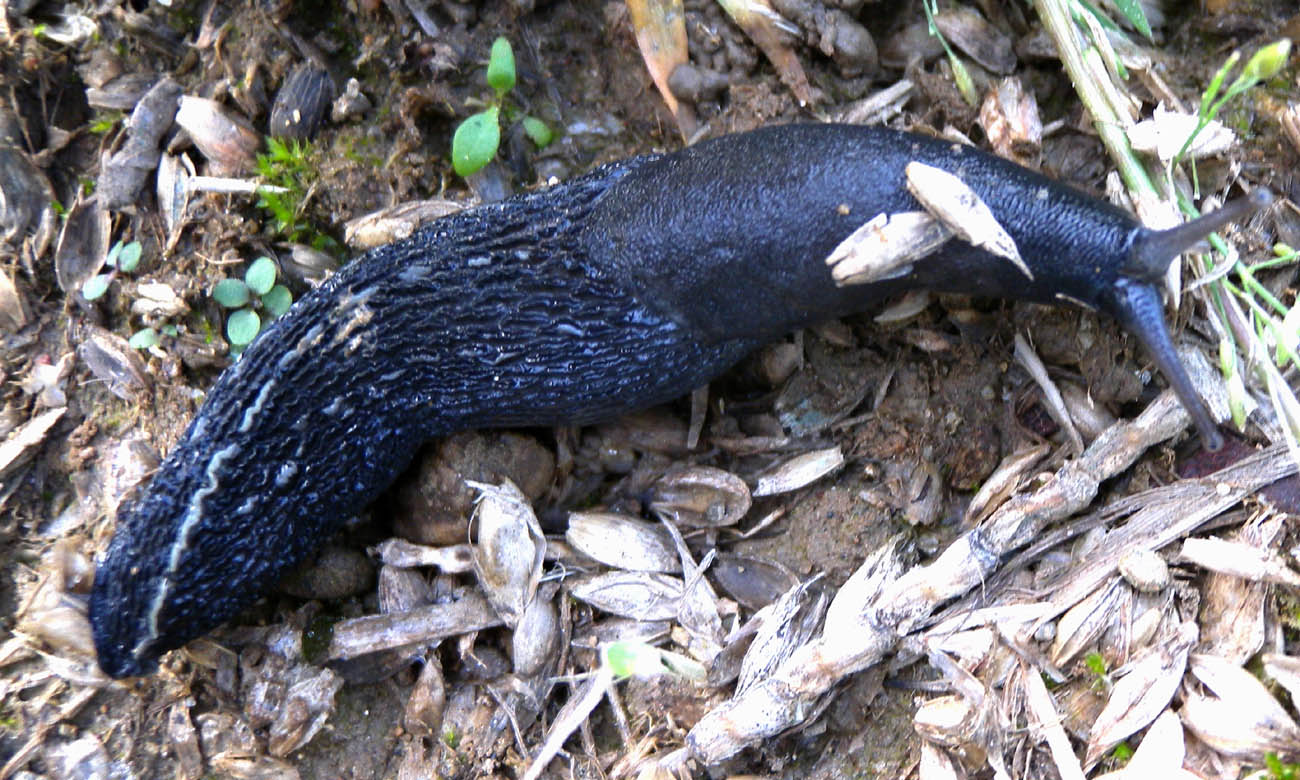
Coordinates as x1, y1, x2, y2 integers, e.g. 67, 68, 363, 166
1109, 190, 1273, 452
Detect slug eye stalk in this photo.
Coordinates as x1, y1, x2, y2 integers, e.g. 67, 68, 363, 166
1110, 190, 1274, 452
1124, 189, 1274, 283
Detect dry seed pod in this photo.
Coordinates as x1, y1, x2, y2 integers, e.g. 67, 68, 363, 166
1181, 653, 1300, 758
902, 459, 945, 527
568, 571, 684, 620
1050, 577, 1127, 667
85, 73, 155, 109
1058, 381, 1117, 442
270, 62, 335, 141
343, 199, 463, 250
906, 162, 1029, 279
267, 666, 343, 757
511, 595, 559, 676
77, 328, 150, 400
933, 7, 1015, 74
1117, 548, 1169, 594
130, 281, 187, 318
710, 554, 799, 611
53, 195, 109, 296
174, 96, 260, 173
565, 512, 680, 573
326, 592, 502, 661
404, 657, 446, 736
648, 466, 750, 527
0, 268, 27, 331
752, 447, 844, 497
469, 480, 545, 628
1083, 623, 1197, 766
0, 408, 65, 483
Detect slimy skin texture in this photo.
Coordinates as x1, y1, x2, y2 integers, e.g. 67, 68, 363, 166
91, 123, 1238, 678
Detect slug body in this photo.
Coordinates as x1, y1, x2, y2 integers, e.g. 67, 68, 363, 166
92, 123, 1245, 678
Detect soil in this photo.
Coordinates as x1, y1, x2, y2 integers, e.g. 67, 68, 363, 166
1, 0, 1298, 778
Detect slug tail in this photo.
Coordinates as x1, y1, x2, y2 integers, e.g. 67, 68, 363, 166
1106, 279, 1224, 451
1124, 190, 1274, 282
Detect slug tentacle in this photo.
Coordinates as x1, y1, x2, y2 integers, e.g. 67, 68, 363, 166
91, 123, 1262, 678
1104, 277, 1224, 451
1124, 189, 1274, 282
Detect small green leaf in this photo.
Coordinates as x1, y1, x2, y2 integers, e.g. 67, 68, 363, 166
521, 117, 553, 149
245, 256, 278, 296
117, 241, 142, 272
114, 241, 141, 273
451, 107, 501, 177
1110, 0, 1152, 41
226, 308, 261, 346
603, 641, 643, 679
129, 328, 160, 349
262, 284, 293, 317
105, 241, 122, 269
81, 274, 112, 301
948, 54, 977, 107
213, 278, 252, 308
1242, 39, 1291, 83
486, 37, 516, 94
161, 323, 179, 337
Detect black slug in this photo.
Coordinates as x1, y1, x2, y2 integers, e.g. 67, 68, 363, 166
90, 123, 1266, 678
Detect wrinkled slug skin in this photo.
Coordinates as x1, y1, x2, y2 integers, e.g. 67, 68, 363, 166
91, 124, 1155, 677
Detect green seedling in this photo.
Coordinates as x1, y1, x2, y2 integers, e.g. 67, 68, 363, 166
128, 324, 179, 351
1174, 39, 1290, 170
81, 239, 142, 301
1084, 651, 1112, 691
1262, 753, 1300, 780
254, 137, 336, 252
920, 0, 976, 106
451, 37, 554, 178
212, 256, 293, 355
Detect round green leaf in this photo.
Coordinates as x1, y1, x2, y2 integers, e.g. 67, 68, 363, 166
486, 37, 515, 94
451, 107, 500, 177
521, 117, 553, 149
262, 284, 293, 317
213, 278, 251, 308
105, 241, 121, 268
161, 323, 179, 337
81, 274, 112, 301
117, 241, 142, 272
245, 256, 278, 296
226, 308, 261, 346
129, 328, 160, 350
